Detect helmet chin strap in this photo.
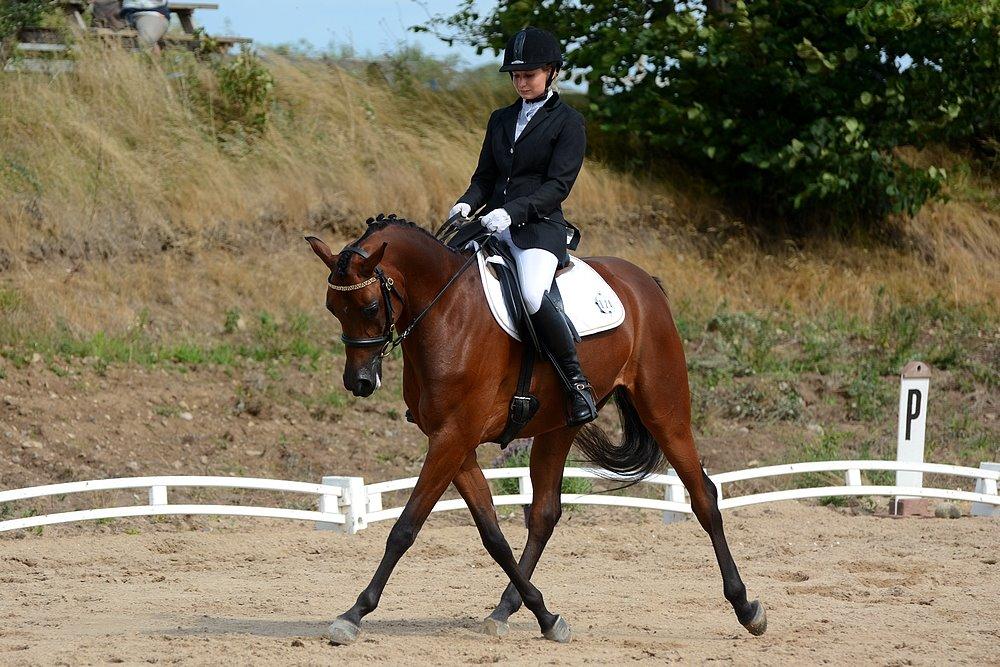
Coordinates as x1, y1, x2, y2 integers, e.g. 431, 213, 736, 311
513, 67, 560, 103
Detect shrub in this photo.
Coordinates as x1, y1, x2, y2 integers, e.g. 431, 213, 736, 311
0, 0, 54, 44
215, 47, 275, 136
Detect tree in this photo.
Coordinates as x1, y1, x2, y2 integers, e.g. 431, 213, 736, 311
422, 1, 998, 228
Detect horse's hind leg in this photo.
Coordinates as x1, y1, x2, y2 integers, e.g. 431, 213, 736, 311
628, 351, 767, 634
485, 427, 579, 634
452, 451, 571, 642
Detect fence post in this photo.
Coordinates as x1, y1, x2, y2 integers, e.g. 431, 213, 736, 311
662, 469, 689, 524
318, 476, 367, 534
892, 361, 931, 516
518, 471, 533, 528
149, 485, 168, 506
971, 463, 999, 517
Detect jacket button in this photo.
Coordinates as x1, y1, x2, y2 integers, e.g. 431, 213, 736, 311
509, 147, 514, 154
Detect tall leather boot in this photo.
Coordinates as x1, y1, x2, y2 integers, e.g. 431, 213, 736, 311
530, 295, 598, 426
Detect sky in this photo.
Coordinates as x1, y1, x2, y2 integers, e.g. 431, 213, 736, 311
196, 0, 499, 68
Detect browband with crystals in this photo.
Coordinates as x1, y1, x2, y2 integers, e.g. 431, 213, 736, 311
327, 275, 378, 291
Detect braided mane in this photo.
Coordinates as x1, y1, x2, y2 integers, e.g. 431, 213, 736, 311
335, 213, 456, 277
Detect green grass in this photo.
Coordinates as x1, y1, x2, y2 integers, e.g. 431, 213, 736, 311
0, 309, 335, 370
0, 286, 23, 313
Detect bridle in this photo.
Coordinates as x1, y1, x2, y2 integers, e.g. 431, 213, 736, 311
328, 245, 403, 356
329, 229, 488, 358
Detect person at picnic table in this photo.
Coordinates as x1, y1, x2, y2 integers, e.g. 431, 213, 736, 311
120, 0, 170, 53
449, 27, 597, 427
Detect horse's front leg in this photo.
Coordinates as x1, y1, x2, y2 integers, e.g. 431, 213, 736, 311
451, 451, 570, 642
326, 431, 471, 645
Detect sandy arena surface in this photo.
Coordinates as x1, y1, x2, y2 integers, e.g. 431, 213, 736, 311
0, 503, 997, 666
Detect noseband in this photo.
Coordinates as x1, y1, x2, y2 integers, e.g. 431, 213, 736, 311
328, 245, 403, 356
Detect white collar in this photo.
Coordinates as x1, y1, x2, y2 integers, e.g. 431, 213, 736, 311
521, 90, 553, 112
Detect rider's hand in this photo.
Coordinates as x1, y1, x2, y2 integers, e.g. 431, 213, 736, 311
481, 208, 512, 233
449, 203, 471, 219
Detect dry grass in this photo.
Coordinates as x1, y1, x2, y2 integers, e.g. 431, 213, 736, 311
0, 46, 997, 341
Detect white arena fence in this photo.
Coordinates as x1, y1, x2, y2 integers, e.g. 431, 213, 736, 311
2, 362, 996, 534
1, 460, 997, 535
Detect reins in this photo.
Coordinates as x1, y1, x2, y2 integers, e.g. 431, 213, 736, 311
332, 218, 490, 358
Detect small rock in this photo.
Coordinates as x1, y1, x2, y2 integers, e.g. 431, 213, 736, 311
21, 440, 43, 449
30, 353, 42, 364
290, 640, 305, 648
199, 455, 208, 464
934, 502, 961, 519
747, 459, 760, 467
179, 412, 194, 421
126, 461, 140, 472
172, 460, 183, 470
807, 423, 824, 435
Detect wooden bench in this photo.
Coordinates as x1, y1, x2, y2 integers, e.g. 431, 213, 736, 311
90, 26, 251, 50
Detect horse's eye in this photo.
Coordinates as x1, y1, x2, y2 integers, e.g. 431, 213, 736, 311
362, 301, 379, 318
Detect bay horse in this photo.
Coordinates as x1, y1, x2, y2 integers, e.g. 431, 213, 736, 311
305, 216, 767, 645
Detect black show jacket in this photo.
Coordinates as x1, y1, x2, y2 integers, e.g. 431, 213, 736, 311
457, 92, 586, 257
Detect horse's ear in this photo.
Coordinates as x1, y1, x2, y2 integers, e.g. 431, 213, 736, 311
305, 236, 338, 270
358, 242, 388, 276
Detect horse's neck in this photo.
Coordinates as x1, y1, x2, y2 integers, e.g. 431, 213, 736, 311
381, 228, 464, 324
382, 229, 490, 371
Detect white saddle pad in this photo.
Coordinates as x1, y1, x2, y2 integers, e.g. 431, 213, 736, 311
477, 251, 626, 341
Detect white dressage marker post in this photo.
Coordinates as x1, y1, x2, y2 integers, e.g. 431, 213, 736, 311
971, 463, 1000, 517
893, 361, 932, 516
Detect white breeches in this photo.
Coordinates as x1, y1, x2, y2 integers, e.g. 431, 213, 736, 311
496, 227, 559, 315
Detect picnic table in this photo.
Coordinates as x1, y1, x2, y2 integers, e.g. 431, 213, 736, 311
6, 2, 250, 73
57, 1, 250, 50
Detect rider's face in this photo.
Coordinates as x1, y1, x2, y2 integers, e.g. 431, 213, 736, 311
511, 68, 550, 100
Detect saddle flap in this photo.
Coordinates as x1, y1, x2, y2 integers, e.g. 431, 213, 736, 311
477, 251, 625, 342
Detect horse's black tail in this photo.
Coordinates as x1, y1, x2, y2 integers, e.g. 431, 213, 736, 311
572, 388, 665, 485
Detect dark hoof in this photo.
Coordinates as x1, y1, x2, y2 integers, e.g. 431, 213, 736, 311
743, 600, 767, 636
542, 615, 572, 643
480, 617, 509, 637
327, 618, 361, 645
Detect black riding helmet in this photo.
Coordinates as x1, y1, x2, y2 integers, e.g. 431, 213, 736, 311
499, 27, 563, 73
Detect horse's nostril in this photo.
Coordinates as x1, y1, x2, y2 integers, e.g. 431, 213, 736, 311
354, 378, 375, 397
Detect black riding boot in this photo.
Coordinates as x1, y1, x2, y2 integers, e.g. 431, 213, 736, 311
530, 295, 598, 426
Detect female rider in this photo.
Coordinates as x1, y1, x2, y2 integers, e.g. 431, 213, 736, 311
449, 27, 597, 426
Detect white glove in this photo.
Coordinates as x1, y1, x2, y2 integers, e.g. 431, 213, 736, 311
449, 202, 471, 219
481, 208, 512, 233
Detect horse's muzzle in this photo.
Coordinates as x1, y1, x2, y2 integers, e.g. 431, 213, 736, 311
345, 359, 382, 397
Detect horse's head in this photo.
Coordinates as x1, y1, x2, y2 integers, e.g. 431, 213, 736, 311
306, 235, 397, 398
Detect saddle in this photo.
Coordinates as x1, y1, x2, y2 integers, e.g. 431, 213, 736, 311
443, 223, 625, 447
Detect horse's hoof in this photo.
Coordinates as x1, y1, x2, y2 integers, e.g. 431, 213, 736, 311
743, 600, 767, 636
327, 618, 361, 645
480, 617, 509, 638
542, 615, 572, 643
